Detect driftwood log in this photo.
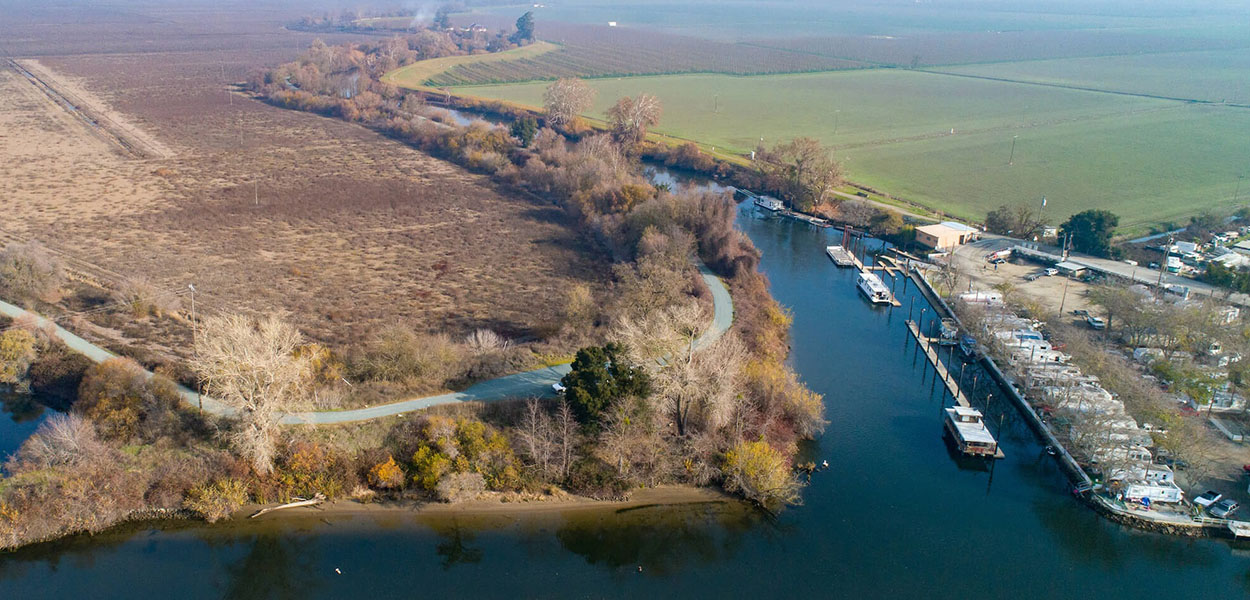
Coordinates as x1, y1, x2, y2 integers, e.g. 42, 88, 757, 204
249, 493, 326, 519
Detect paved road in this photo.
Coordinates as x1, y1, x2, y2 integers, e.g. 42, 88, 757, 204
0, 262, 734, 425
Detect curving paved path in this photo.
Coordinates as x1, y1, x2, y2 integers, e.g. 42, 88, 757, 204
0, 263, 733, 425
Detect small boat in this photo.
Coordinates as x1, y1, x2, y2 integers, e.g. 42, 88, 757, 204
825, 245, 856, 267
959, 335, 981, 359
856, 271, 894, 304
944, 406, 999, 457
937, 318, 959, 345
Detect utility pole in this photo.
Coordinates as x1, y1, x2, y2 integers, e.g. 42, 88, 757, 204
834, 110, 840, 136
1157, 233, 1174, 291
1008, 135, 1018, 166
188, 283, 200, 413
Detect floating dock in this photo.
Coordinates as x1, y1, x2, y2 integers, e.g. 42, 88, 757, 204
907, 319, 1004, 459
826, 245, 856, 267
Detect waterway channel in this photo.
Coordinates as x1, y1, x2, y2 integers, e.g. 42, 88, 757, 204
2, 166, 1249, 598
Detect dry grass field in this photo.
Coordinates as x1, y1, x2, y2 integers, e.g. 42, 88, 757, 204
0, 9, 610, 360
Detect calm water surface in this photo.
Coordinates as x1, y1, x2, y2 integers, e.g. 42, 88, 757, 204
2, 185, 1249, 598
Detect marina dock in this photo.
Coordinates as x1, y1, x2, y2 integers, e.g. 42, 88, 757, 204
907, 318, 1004, 459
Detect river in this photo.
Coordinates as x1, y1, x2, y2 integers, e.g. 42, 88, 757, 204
1, 167, 1249, 597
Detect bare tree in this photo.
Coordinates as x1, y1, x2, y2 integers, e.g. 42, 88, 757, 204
613, 303, 747, 436
517, 398, 555, 475
606, 93, 662, 149
543, 77, 596, 127
12, 413, 105, 470
0, 243, 63, 304
754, 138, 842, 212
191, 314, 312, 474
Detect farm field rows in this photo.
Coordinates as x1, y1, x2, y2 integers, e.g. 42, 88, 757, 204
936, 48, 1250, 104
449, 68, 1250, 231
382, 41, 561, 89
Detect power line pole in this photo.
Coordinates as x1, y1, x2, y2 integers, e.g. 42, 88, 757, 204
1008, 135, 1018, 166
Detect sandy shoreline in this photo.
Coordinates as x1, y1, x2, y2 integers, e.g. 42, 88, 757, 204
241, 485, 737, 522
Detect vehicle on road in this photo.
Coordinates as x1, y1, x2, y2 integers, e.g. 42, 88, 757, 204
1194, 490, 1223, 508
1086, 315, 1106, 330
1210, 498, 1240, 518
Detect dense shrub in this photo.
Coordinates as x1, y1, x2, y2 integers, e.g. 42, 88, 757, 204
76, 358, 183, 441
0, 243, 63, 305
366, 455, 405, 490
721, 441, 800, 508
183, 478, 249, 523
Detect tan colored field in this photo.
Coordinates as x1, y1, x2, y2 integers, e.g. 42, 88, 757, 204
0, 47, 609, 361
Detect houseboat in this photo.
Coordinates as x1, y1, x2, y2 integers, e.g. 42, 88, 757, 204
856, 271, 894, 304
755, 195, 785, 212
943, 406, 999, 457
825, 245, 856, 267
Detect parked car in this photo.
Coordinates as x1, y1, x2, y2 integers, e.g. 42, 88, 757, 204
1086, 315, 1106, 330
1072, 309, 1089, 317
1044, 267, 1059, 276
989, 257, 1006, 265
1194, 490, 1223, 508
1210, 498, 1240, 518
551, 382, 567, 394
1025, 272, 1043, 282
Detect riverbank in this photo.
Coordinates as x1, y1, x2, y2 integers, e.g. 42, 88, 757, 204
245, 485, 734, 521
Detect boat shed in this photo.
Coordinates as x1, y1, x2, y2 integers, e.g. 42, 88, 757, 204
916, 223, 976, 250
1054, 261, 1087, 277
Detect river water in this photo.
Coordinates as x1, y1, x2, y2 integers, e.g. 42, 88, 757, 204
2, 169, 1249, 598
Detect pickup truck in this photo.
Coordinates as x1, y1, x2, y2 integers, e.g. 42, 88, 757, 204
1194, 490, 1223, 508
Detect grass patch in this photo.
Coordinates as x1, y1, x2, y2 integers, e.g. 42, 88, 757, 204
381, 41, 561, 90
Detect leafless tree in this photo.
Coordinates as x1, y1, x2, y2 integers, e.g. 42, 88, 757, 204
0, 242, 63, 304
614, 303, 748, 436
754, 137, 842, 212
191, 314, 312, 474
464, 329, 510, 354
543, 77, 596, 127
606, 93, 662, 148
12, 413, 105, 470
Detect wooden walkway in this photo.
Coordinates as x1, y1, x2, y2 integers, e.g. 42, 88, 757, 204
907, 319, 1004, 459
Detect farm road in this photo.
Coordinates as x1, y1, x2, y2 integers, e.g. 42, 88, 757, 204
0, 262, 733, 425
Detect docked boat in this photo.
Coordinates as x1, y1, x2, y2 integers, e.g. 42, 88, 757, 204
856, 271, 894, 304
937, 318, 959, 345
826, 245, 856, 267
959, 334, 981, 359
943, 406, 999, 457
754, 195, 785, 212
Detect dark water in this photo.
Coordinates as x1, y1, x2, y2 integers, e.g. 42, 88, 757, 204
0, 392, 45, 463
2, 183, 1250, 598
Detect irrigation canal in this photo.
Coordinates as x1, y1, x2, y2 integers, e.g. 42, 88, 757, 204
1, 166, 1250, 597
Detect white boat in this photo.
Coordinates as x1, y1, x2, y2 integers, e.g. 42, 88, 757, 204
856, 271, 893, 304
943, 407, 999, 457
754, 195, 785, 211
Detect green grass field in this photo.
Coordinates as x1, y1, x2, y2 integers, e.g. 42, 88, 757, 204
380, 41, 561, 90
448, 69, 1250, 233
938, 48, 1250, 104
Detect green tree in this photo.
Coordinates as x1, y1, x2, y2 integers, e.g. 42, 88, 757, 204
560, 343, 650, 425
1060, 209, 1119, 257
509, 115, 538, 147
510, 11, 535, 44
